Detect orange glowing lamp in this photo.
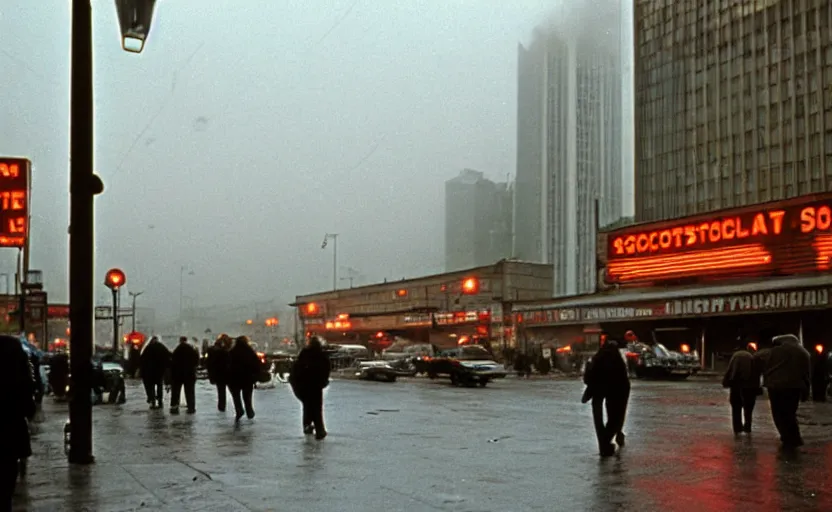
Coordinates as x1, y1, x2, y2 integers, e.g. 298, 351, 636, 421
375, 331, 384, 338
396, 288, 408, 297
246, 319, 253, 325
461, 277, 479, 294
816, 344, 824, 355
104, 268, 126, 290
305, 302, 319, 315
337, 313, 349, 320
680, 344, 690, 354
747, 342, 758, 352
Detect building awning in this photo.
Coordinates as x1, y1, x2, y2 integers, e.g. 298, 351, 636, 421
514, 275, 832, 312
515, 275, 832, 326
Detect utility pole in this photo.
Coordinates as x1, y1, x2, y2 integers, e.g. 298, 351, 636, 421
129, 291, 143, 331
322, 233, 339, 291
68, 0, 97, 466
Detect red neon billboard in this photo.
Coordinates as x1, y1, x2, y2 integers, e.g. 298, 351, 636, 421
0, 158, 30, 248
605, 193, 832, 285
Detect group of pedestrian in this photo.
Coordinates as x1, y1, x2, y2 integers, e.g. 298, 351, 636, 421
724, 333, 812, 448
583, 330, 819, 457
204, 334, 261, 421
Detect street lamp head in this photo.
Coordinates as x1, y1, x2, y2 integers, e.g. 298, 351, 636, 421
115, 0, 158, 54
105, 268, 127, 290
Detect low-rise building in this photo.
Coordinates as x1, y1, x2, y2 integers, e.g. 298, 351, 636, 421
292, 260, 553, 351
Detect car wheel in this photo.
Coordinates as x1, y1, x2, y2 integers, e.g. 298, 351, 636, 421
388, 375, 397, 383
449, 373, 459, 386
478, 379, 488, 387
428, 372, 437, 380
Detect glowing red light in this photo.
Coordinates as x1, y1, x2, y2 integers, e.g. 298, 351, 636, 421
816, 344, 824, 354
104, 268, 127, 290
461, 278, 479, 294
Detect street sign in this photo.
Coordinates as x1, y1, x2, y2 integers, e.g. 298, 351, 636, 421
94, 306, 133, 320
0, 157, 30, 248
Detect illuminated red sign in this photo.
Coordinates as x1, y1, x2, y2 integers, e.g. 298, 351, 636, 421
0, 158, 29, 248
606, 193, 832, 285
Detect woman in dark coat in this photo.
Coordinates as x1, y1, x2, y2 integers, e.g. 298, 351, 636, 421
206, 335, 232, 412
290, 337, 331, 439
0, 335, 36, 509
228, 336, 260, 421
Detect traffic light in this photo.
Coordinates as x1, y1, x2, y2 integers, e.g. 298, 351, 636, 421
104, 268, 126, 290
461, 277, 479, 294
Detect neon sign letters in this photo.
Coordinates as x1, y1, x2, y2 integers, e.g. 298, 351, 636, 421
606, 193, 832, 285
0, 158, 29, 248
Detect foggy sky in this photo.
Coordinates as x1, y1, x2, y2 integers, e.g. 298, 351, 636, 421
0, 0, 629, 320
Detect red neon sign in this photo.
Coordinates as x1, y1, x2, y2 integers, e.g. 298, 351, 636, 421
0, 158, 29, 248
606, 193, 832, 285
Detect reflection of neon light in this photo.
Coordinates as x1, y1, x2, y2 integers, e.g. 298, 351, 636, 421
607, 245, 771, 283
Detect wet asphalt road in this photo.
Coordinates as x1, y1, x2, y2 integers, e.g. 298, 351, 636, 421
15, 376, 832, 512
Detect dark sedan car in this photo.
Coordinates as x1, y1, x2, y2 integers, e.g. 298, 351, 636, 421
425, 345, 507, 387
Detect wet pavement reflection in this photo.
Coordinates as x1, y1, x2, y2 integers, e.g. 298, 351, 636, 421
14, 378, 832, 511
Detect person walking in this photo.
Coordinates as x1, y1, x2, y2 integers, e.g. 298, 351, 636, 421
723, 341, 762, 434
140, 336, 171, 410
206, 335, 232, 412
583, 337, 630, 457
757, 334, 811, 448
170, 337, 200, 414
289, 337, 331, 440
228, 336, 260, 421
0, 335, 36, 511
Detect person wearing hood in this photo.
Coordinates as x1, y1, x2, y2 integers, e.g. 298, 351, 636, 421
756, 334, 811, 447
289, 337, 331, 440
722, 341, 762, 434
0, 335, 36, 510
583, 337, 630, 457
228, 336, 260, 421
139, 337, 171, 410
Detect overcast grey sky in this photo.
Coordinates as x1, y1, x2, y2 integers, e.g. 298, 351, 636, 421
0, 0, 626, 318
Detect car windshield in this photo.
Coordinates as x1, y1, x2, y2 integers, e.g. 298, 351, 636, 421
459, 346, 491, 359
653, 344, 672, 358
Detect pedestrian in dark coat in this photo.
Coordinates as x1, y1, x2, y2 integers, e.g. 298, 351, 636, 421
584, 339, 630, 457
723, 342, 762, 434
48, 352, 70, 399
206, 335, 232, 412
139, 337, 171, 409
170, 337, 200, 414
0, 335, 36, 510
228, 336, 260, 421
756, 334, 811, 447
289, 337, 331, 440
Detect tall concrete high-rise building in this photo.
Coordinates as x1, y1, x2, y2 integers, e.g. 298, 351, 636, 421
515, 25, 624, 297
444, 169, 513, 272
634, 0, 832, 222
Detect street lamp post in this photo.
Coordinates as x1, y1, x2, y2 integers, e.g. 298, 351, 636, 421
179, 265, 194, 328
129, 291, 143, 331
68, 0, 158, 465
322, 233, 338, 290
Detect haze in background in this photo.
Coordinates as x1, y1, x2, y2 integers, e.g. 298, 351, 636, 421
0, 0, 631, 320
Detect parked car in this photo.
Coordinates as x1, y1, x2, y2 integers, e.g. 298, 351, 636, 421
623, 342, 699, 380
354, 360, 414, 382
425, 345, 507, 387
